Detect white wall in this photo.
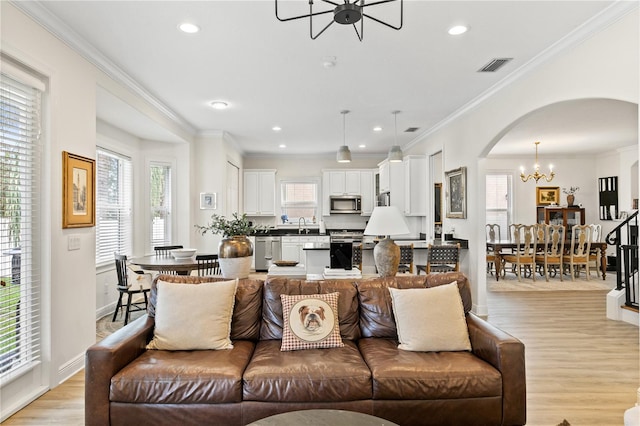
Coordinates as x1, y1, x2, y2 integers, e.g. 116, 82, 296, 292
405, 9, 639, 316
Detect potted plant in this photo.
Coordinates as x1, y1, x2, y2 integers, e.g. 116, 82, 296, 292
562, 186, 580, 206
195, 213, 270, 278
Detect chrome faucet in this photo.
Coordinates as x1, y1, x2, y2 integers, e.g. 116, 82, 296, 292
298, 217, 308, 234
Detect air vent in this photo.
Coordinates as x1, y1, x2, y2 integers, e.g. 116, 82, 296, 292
478, 58, 512, 72
404, 127, 419, 133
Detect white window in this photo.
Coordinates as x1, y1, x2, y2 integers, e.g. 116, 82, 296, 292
486, 173, 512, 235
95, 149, 133, 264
0, 72, 43, 379
280, 181, 318, 224
150, 163, 172, 249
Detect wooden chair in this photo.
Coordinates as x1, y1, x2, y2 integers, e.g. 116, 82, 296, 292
154, 245, 183, 256
423, 243, 460, 274
502, 224, 537, 282
563, 224, 592, 281
352, 244, 363, 272
534, 224, 565, 281
588, 224, 603, 278
486, 224, 501, 276
195, 254, 220, 276
112, 254, 152, 325
397, 244, 414, 274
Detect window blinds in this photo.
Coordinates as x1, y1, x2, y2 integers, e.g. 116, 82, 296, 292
0, 72, 43, 378
95, 148, 132, 264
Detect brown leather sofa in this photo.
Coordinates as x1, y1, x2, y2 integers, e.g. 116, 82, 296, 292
85, 272, 526, 426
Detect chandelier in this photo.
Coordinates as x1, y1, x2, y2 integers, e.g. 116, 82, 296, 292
520, 141, 555, 183
275, 0, 403, 41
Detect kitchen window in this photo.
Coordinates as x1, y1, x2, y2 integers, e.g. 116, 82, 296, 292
280, 181, 318, 224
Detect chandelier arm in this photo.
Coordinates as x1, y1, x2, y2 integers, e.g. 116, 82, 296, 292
310, 11, 336, 39
275, 0, 334, 22
360, 0, 400, 8
321, 0, 342, 6
363, 12, 403, 30
351, 17, 364, 41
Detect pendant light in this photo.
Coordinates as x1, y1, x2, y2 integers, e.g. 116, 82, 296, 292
336, 110, 352, 163
388, 110, 403, 162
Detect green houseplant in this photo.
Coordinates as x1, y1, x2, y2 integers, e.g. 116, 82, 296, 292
195, 213, 270, 278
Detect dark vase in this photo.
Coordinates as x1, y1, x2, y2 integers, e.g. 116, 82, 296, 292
567, 194, 575, 206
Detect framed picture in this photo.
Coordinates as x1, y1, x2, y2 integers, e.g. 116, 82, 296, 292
536, 186, 560, 206
200, 192, 217, 210
62, 151, 95, 228
445, 167, 466, 219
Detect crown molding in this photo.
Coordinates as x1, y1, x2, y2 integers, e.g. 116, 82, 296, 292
11, 0, 197, 136
404, 1, 639, 152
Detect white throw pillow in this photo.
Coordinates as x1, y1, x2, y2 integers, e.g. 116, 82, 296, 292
147, 279, 237, 350
388, 282, 471, 352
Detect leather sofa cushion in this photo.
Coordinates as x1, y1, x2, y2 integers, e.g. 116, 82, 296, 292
357, 272, 471, 338
359, 338, 502, 400
243, 340, 372, 402
149, 276, 263, 341
110, 340, 255, 404
260, 278, 360, 340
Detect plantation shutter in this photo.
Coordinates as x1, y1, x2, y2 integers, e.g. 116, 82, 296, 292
486, 173, 511, 233
95, 148, 133, 264
0, 71, 43, 378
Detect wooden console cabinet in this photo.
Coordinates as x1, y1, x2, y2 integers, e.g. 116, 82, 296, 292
536, 206, 585, 238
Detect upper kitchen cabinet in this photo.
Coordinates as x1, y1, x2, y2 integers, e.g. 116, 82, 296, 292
244, 169, 276, 216
403, 155, 427, 216
327, 170, 361, 195
377, 159, 404, 211
359, 170, 374, 216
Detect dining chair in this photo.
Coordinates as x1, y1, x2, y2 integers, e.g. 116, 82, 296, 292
563, 224, 593, 281
588, 224, 603, 278
534, 224, 565, 281
352, 243, 363, 272
112, 254, 152, 325
195, 254, 220, 276
485, 224, 501, 276
154, 245, 183, 256
501, 224, 537, 282
397, 244, 414, 274
421, 243, 460, 274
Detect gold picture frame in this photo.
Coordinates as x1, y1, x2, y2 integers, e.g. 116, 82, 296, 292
445, 167, 466, 219
536, 186, 560, 206
62, 151, 95, 228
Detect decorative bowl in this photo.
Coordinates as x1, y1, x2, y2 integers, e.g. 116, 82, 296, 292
274, 260, 299, 267
170, 248, 197, 259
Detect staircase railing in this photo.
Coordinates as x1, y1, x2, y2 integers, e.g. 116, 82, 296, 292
605, 210, 638, 309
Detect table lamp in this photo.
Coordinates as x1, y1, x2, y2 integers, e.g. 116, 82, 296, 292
363, 206, 410, 276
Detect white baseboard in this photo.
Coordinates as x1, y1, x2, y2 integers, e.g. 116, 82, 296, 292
96, 301, 116, 320
57, 352, 84, 384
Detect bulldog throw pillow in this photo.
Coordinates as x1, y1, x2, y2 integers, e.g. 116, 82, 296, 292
280, 292, 344, 351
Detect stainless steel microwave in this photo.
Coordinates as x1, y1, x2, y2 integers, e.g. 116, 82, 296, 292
330, 195, 362, 214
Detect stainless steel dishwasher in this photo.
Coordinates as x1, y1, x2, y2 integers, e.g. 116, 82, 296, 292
254, 236, 281, 272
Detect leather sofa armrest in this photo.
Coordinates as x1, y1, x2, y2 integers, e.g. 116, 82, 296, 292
466, 313, 526, 426
85, 315, 154, 426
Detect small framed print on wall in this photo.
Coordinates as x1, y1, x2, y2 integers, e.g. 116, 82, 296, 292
536, 186, 560, 206
200, 192, 217, 210
62, 151, 95, 228
445, 167, 466, 219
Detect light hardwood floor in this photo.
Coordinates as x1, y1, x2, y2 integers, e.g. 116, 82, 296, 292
4, 289, 638, 425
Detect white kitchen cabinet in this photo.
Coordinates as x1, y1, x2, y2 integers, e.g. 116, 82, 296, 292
403, 155, 427, 216
360, 170, 375, 216
244, 169, 276, 216
328, 170, 360, 195
377, 159, 404, 210
281, 235, 319, 265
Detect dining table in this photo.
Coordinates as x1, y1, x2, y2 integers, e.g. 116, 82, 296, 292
129, 253, 216, 276
487, 239, 607, 281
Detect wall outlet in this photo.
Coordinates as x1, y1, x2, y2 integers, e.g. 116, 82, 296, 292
68, 235, 81, 251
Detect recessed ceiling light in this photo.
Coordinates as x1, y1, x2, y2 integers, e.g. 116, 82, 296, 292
178, 22, 200, 33
272, 126, 282, 131
448, 25, 468, 35
209, 101, 228, 110
279, 144, 286, 149
359, 144, 366, 149
373, 126, 382, 132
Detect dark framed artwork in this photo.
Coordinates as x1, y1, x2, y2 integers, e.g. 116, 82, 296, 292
62, 151, 95, 228
536, 186, 560, 206
445, 167, 466, 219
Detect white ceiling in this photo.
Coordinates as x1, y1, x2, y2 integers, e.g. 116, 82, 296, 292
19, 1, 638, 157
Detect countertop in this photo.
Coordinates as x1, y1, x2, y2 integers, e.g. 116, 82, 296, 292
303, 240, 466, 250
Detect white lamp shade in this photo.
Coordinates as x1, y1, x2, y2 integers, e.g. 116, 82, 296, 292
364, 206, 410, 237
336, 145, 352, 162
388, 145, 403, 162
